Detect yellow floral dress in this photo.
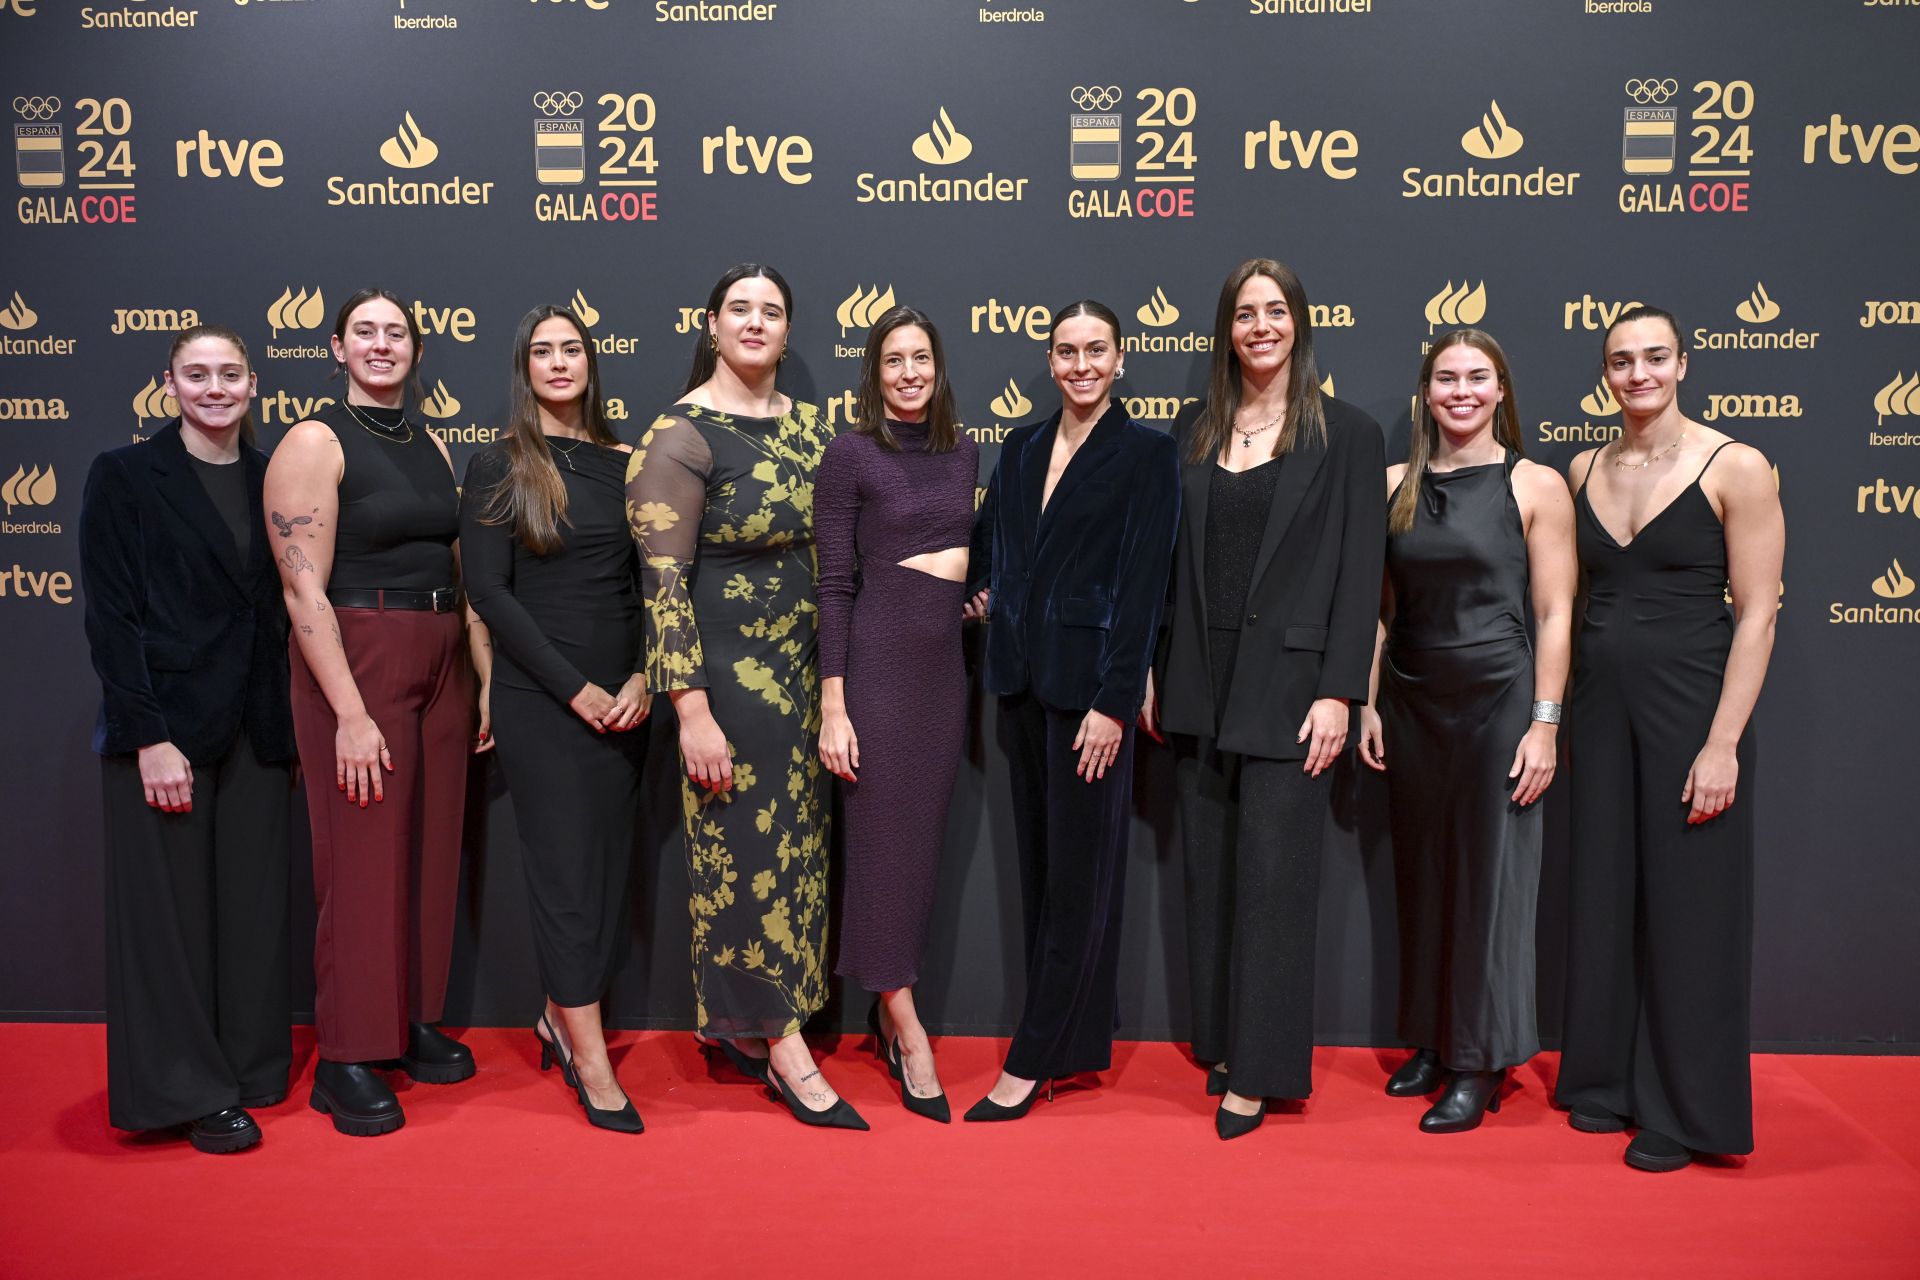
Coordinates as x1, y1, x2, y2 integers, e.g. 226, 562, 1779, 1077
624, 402, 834, 1038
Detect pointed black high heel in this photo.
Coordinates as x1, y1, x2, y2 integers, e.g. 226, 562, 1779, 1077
536, 1013, 579, 1089
1206, 1064, 1230, 1097
573, 1071, 645, 1134
763, 1060, 870, 1131
963, 1076, 1052, 1123
695, 1032, 771, 1084
1214, 1098, 1268, 1141
869, 1002, 951, 1123
1419, 1069, 1505, 1134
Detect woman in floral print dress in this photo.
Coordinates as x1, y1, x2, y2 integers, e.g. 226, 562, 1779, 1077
625, 264, 865, 1130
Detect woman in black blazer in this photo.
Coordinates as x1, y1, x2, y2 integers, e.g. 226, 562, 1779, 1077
964, 299, 1181, 1121
1146, 259, 1386, 1139
79, 324, 296, 1153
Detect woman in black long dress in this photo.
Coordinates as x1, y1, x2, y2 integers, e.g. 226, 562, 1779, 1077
1555, 306, 1783, 1172
625, 264, 863, 1129
815, 306, 977, 1122
1358, 329, 1575, 1133
1146, 259, 1384, 1140
80, 325, 294, 1153
460, 305, 649, 1133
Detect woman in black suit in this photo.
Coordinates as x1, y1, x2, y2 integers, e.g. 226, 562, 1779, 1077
79, 324, 295, 1153
1146, 259, 1386, 1139
963, 299, 1181, 1121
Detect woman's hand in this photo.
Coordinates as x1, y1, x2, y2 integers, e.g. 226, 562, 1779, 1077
605, 673, 652, 732
1073, 709, 1124, 782
1508, 722, 1557, 805
962, 589, 991, 621
1682, 741, 1738, 823
1138, 670, 1162, 743
679, 706, 734, 791
1297, 697, 1349, 777
569, 681, 618, 733
1358, 705, 1386, 772
819, 706, 859, 782
472, 679, 494, 753
337, 712, 393, 806
137, 741, 195, 813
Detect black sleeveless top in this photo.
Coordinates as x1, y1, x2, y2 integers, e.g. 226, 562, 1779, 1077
1204, 457, 1280, 631
1386, 454, 1529, 652
324, 402, 457, 591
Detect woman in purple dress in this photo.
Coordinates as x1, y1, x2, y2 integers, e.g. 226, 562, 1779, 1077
815, 306, 978, 1123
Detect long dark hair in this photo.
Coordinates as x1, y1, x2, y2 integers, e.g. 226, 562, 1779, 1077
479, 305, 619, 556
167, 323, 257, 446
1188, 258, 1327, 464
853, 305, 960, 453
329, 285, 425, 403
1390, 328, 1524, 536
682, 262, 794, 396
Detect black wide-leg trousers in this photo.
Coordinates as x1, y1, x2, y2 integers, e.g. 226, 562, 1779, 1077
101, 733, 292, 1131
999, 693, 1135, 1081
1174, 735, 1331, 1101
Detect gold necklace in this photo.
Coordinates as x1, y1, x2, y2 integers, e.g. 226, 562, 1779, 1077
344, 400, 413, 444
1236, 405, 1284, 449
1611, 427, 1686, 470
549, 436, 585, 472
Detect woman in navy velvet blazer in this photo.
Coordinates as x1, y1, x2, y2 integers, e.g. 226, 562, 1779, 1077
962, 299, 1180, 1121
79, 324, 295, 1154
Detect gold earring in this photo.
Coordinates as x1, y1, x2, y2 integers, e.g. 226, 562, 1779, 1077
779, 345, 789, 364
708, 334, 718, 354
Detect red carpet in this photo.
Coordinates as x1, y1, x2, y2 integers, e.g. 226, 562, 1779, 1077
2, 1025, 1915, 1278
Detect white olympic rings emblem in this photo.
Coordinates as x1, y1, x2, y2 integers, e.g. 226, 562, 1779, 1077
533, 91, 584, 118
1624, 79, 1678, 105
1070, 86, 1122, 112
13, 97, 62, 121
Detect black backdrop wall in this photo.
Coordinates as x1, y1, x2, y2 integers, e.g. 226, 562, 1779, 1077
2, 0, 1916, 1050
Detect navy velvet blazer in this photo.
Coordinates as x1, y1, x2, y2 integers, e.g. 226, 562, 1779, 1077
79, 421, 294, 764
1155, 395, 1386, 760
969, 401, 1181, 722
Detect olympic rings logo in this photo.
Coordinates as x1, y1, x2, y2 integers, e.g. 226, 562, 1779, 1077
13, 96, 61, 121
1623, 79, 1678, 105
533, 91, 584, 118
1070, 86, 1122, 112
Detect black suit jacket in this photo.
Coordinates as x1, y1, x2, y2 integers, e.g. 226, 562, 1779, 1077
79, 420, 295, 764
969, 402, 1181, 722
1155, 395, 1386, 760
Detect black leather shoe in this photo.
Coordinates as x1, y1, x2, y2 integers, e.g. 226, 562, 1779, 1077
1625, 1129, 1693, 1172
399, 1022, 475, 1084
1215, 1099, 1267, 1141
309, 1060, 405, 1137
1419, 1070, 1504, 1134
1385, 1048, 1442, 1097
1568, 1101, 1630, 1133
186, 1107, 260, 1154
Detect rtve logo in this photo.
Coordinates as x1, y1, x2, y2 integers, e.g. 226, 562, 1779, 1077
1136, 288, 1179, 329
412, 298, 476, 343
911, 109, 972, 166
1802, 115, 1920, 175
2, 463, 55, 513
1425, 280, 1487, 333
0, 292, 37, 329
1873, 559, 1914, 601
0, 564, 73, 605
701, 123, 812, 184
1460, 102, 1524, 160
175, 129, 284, 187
1563, 294, 1641, 331
1856, 479, 1920, 518
971, 299, 1051, 341
0, 0, 38, 17
1243, 119, 1359, 179
267, 286, 325, 337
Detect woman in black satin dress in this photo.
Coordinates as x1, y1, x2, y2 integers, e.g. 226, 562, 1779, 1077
1359, 329, 1575, 1134
460, 304, 649, 1133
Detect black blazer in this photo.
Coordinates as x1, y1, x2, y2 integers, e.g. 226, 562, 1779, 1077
79, 420, 294, 764
969, 401, 1181, 722
1155, 395, 1386, 760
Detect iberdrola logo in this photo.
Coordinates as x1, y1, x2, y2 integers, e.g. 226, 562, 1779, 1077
132, 377, 179, 426
990, 380, 1032, 419
1875, 372, 1920, 426
911, 108, 973, 166
1, 464, 56, 515
569, 290, 600, 328
1735, 282, 1780, 325
266, 286, 326, 338
379, 112, 439, 170
1581, 382, 1621, 417
0, 291, 38, 331
421, 380, 461, 419
1460, 101, 1523, 160
1136, 287, 1179, 329
836, 283, 896, 336
1424, 280, 1487, 333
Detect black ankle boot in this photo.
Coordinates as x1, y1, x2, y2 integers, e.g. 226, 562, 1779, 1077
1385, 1048, 1442, 1097
399, 1021, 475, 1083
310, 1060, 405, 1137
186, 1106, 260, 1154
1419, 1070, 1504, 1134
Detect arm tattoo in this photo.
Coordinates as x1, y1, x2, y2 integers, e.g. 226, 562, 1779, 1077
298, 624, 314, 636
283, 545, 314, 575
270, 510, 314, 538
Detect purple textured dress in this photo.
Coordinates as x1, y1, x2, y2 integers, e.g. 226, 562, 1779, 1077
815, 420, 979, 991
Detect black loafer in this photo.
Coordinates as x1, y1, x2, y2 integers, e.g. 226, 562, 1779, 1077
309, 1060, 405, 1137
1569, 1101, 1630, 1133
1625, 1129, 1693, 1173
186, 1106, 260, 1154
1385, 1049, 1442, 1098
398, 1022, 475, 1084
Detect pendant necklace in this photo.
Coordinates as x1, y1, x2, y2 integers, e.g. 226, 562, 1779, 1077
550, 436, 584, 472
1238, 406, 1283, 449
344, 400, 413, 444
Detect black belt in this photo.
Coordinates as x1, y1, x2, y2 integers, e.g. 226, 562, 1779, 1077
327, 587, 459, 613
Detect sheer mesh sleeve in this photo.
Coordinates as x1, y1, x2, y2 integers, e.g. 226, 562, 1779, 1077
625, 412, 713, 691
812, 435, 861, 681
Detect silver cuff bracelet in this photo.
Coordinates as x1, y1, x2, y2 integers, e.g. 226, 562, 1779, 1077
1531, 701, 1563, 725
